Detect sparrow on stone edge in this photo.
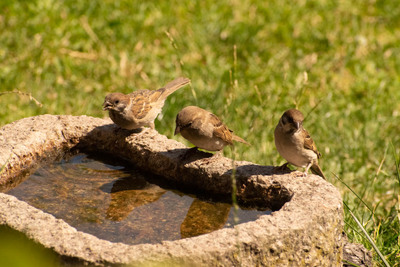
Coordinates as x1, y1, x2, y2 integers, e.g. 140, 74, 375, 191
103, 77, 190, 130
174, 106, 250, 153
274, 108, 326, 179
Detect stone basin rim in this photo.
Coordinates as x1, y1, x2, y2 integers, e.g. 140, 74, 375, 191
0, 115, 344, 266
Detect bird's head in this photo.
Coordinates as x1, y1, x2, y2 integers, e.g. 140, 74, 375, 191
174, 106, 198, 135
103, 93, 129, 112
280, 108, 304, 133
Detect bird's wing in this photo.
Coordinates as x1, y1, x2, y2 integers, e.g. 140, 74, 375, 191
208, 113, 234, 145
302, 128, 322, 158
128, 90, 156, 119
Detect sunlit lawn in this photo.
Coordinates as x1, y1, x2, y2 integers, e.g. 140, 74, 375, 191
1, 0, 399, 265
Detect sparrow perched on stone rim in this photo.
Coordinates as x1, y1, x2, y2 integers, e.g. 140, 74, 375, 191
174, 105, 250, 152
103, 77, 190, 130
274, 108, 326, 179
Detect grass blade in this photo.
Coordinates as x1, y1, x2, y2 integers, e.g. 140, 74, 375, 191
333, 172, 373, 213
391, 142, 400, 185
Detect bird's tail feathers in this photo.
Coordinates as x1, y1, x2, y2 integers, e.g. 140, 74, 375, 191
310, 164, 326, 180
232, 134, 250, 145
160, 77, 191, 97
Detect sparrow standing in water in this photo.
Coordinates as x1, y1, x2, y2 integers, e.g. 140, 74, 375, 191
274, 108, 326, 179
103, 77, 190, 130
174, 106, 249, 154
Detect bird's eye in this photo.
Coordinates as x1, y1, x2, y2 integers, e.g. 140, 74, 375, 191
114, 100, 119, 105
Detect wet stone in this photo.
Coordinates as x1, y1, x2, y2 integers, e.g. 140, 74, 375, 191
6, 153, 268, 245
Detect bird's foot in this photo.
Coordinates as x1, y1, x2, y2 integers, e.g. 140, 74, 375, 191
292, 171, 308, 178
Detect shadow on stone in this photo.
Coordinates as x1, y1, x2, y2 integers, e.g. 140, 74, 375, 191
222, 165, 293, 211
163, 147, 214, 164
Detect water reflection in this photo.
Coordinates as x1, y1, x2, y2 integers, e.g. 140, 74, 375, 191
103, 176, 166, 221
181, 199, 231, 238
6, 153, 268, 245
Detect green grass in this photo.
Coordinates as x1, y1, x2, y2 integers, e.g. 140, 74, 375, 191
1, 0, 399, 265
0, 225, 60, 267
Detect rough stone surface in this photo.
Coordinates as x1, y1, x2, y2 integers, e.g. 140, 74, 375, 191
0, 115, 345, 266
343, 234, 373, 267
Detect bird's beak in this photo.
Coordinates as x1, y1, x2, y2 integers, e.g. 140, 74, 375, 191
102, 101, 112, 111
174, 126, 181, 135
295, 122, 301, 130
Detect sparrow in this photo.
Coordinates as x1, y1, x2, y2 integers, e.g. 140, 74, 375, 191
174, 106, 250, 152
103, 77, 190, 130
274, 108, 326, 179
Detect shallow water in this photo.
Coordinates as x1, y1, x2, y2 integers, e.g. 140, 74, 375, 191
7, 153, 268, 245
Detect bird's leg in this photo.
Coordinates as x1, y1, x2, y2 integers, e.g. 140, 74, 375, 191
302, 162, 312, 177
213, 150, 223, 158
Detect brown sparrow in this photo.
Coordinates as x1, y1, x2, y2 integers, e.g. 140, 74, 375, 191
274, 108, 326, 179
103, 77, 190, 130
174, 106, 249, 152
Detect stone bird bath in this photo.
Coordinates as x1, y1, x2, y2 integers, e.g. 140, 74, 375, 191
0, 115, 343, 266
